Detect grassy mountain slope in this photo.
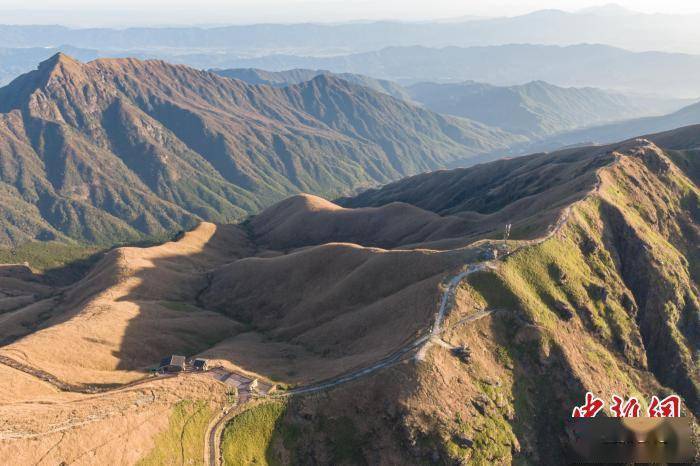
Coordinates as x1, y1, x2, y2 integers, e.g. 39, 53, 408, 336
0, 53, 520, 248
0, 127, 696, 464
256, 146, 611, 251
338, 143, 612, 243
217, 131, 698, 465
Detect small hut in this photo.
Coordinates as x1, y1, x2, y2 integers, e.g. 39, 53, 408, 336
159, 355, 186, 373
192, 358, 209, 371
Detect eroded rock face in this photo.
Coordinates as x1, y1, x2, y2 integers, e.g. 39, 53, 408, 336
601, 202, 699, 413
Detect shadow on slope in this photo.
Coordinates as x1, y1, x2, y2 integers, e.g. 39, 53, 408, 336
0, 223, 252, 385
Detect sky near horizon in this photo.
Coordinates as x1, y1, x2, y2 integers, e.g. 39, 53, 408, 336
1, 0, 699, 26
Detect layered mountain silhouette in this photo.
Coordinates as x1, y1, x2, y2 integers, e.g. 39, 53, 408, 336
4, 44, 700, 99
232, 44, 700, 98
216, 68, 688, 138
2, 8, 700, 54
0, 53, 521, 247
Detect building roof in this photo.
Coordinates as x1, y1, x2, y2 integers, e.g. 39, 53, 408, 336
160, 355, 186, 367
192, 358, 208, 368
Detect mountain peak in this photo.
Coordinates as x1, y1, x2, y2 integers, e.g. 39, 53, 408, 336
32, 52, 87, 89
296, 72, 359, 94
0, 53, 85, 112
42, 52, 77, 64
38, 52, 82, 74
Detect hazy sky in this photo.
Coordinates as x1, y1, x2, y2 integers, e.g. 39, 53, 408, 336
2, 0, 700, 26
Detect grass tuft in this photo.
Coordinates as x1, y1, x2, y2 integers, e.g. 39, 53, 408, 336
221, 402, 286, 466
138, 400, 213, 466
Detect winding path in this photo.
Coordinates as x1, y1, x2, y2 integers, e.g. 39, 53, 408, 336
205, 404, 240, 466
188, 196, 584, 465
205, 262, 499, 465
285, 308, 495, 397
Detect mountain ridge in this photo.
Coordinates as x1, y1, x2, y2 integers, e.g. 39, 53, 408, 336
0, 53, 521, 248
213, 67, 413, 101
405, 79, 679, 137
214, 67, 691, 140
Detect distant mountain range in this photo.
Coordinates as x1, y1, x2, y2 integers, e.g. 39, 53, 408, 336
1, 7, 700, 54
0, 54, 521, 247
404, 81, 690, 137
227, 44, 700, 98
4, 43, 700, 99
